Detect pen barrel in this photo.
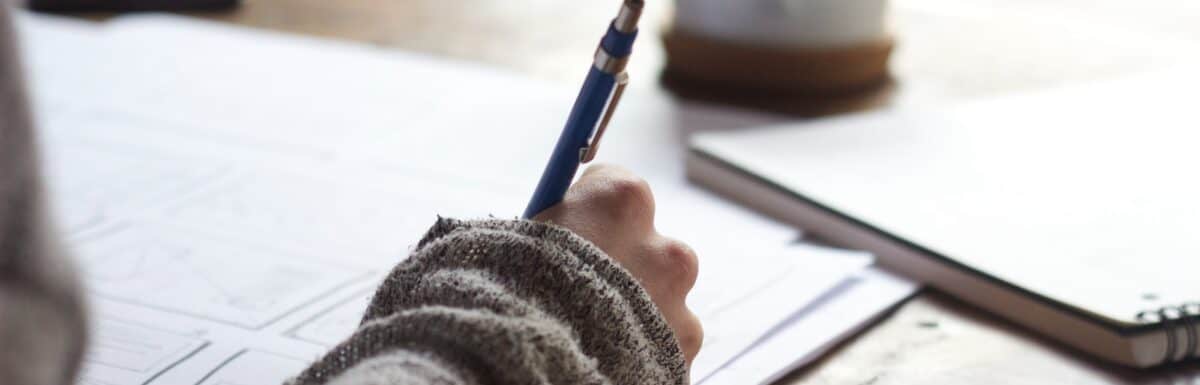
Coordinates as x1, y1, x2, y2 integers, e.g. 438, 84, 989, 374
523, 8, 642, 218
601, 23, 639, 60
523, 68, 619, 218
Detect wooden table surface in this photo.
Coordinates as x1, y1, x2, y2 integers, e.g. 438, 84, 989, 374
177, 1, 1200, 383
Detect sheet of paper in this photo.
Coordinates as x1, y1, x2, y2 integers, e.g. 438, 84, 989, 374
684, 242, 871, 378
42, 106, 867, 384
18, 12, 875, 385
700, 267, 919, 385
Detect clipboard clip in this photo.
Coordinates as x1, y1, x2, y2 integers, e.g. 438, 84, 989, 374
581, 71, 630, 163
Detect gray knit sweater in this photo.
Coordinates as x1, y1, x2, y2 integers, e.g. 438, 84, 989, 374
288, 218, 689, 385
0, 5, 687, 384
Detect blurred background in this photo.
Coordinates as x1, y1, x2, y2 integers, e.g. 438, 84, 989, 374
35, 0, 1200, 113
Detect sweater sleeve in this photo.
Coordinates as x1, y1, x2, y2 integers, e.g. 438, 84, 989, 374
287, 217, 689, 385
0, 4, 90, 385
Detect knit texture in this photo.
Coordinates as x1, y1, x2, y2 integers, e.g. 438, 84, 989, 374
288, 218, 689, 385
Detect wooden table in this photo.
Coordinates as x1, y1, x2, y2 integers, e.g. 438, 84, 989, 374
177, 1, 1200, 383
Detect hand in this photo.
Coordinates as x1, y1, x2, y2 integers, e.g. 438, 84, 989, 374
533, 164, 703, 365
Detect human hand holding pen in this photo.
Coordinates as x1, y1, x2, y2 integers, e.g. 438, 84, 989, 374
534, 164, 704, 365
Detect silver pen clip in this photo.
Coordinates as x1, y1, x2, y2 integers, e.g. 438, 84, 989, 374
580, 71, 630, 163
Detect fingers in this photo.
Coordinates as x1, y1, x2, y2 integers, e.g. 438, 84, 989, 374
533, 164, 655, 252
620, 234, 701, 366
669, 307, 704, 365
650, 236, 704, 364
569, 164, 656, 232
650, 235, 700, 297
530, 163, 703, 366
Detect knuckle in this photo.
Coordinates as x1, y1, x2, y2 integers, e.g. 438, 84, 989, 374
605, 177, 654, 210
660, 239, 700, 291
590, 176, 654, 221
677, 314, 704, 356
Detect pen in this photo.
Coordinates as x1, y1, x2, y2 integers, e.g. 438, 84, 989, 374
523, 0, 644, 218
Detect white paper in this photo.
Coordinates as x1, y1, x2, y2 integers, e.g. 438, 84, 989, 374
700, 267, 919, 384
686, 243, 871, 379
18, 12, 886, 385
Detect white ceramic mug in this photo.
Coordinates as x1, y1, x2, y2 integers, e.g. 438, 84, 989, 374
673, 0, 888, 47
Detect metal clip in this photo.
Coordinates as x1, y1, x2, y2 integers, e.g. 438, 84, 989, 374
581, 72, 629, 163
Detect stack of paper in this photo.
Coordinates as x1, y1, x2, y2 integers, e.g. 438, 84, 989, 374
17, 13, 917, 385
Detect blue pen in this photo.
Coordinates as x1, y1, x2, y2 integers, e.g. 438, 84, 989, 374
523, 0, 643, 218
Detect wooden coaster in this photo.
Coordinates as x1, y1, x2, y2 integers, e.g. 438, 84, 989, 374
661, 29, 895, 116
